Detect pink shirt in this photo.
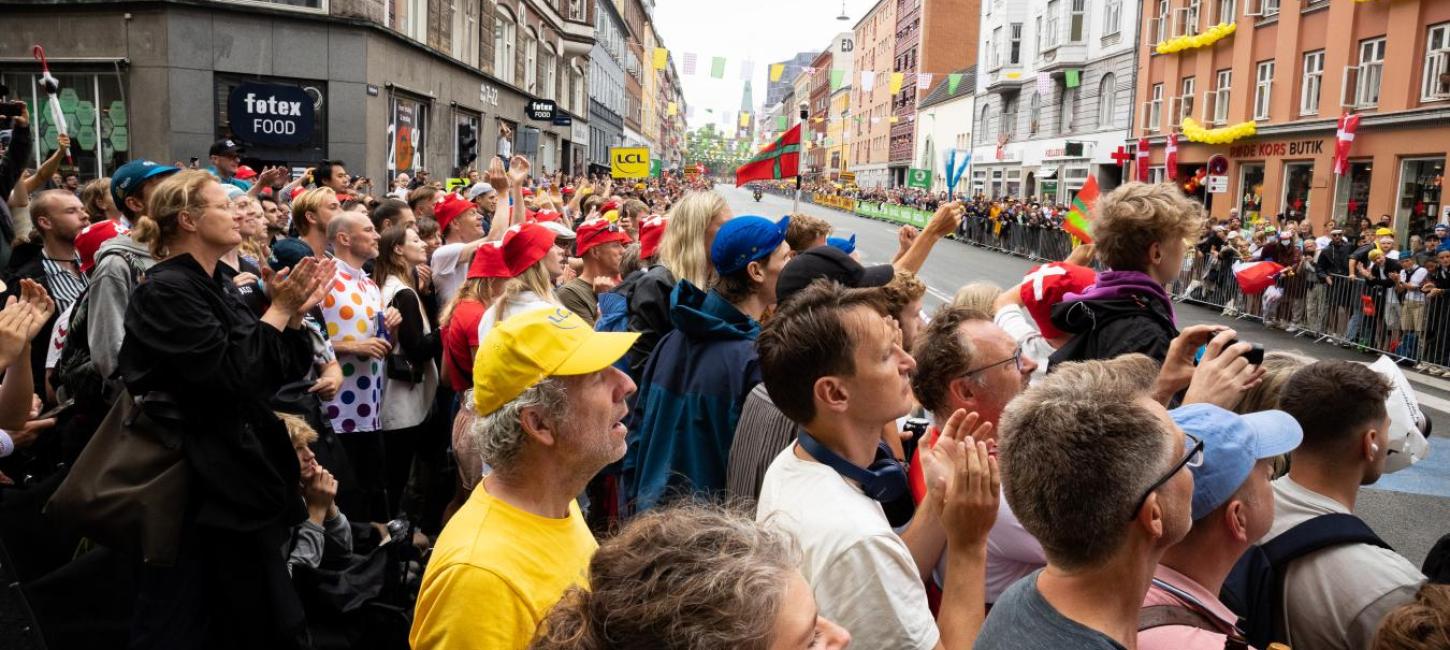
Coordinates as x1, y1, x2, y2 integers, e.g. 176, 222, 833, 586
1139, 565, 1254, 650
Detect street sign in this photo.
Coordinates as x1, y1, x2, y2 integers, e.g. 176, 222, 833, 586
610, 147, 651, 179
552, 113, 572, 126
1207, 175, 1229, 193
906, 168, 931, 189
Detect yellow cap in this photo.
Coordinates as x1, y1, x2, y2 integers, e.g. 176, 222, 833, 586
1375, 227, 1394, 236
603, 209, 620, 223
473, 306, 639, 416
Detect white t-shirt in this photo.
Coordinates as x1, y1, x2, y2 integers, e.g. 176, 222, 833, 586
1404, 267, 1429, 303
1265, 476, 1424, 650
755, 446, 939, 650
476, 290, 553, 343
430, 242, 471, 304
993, 304, 1054, 384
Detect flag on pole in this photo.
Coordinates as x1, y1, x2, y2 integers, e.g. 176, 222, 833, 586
861, 71, 876, 92
653, 48, 668, 69
1065, 69, 1081, 88
710, 57, 726, 78
830, 69, 846, 90
735, 123, 801, 186
770, 63, 785, 82
917, 73, 933, 90
1062, 175, 1100, 243
1233, 260, 1285, 295
683, 53, 697, 75
889, 72, 904, 94
740, 60, 754, 81
1136, 138, 1151, 182
1334, 112, 1360, 176
948, 73, 963, 95
1165, 132, 1179, 181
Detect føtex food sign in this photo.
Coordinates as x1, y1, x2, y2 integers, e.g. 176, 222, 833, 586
227, 83, 315, 146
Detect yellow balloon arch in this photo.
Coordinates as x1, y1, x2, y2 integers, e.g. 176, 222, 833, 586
1181, 116, 1258, 144
1156, 22, 1237, 55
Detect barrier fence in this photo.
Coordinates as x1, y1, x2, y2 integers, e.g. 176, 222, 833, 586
798, 192, 1450, 372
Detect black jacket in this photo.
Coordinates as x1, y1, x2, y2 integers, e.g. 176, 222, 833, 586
4, 242, 62, 401
0, 125, 31, 270
625, 264, 677, 378
1047, 294, 1179, 367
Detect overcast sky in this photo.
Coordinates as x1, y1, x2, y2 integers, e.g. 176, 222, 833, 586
652, 0, 882, 134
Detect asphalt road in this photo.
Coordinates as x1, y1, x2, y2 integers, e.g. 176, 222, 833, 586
719, 182, 1449, 567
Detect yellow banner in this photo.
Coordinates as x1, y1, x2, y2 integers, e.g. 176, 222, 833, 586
889, 72, 904, 94
770, 63, 785, 82
739, 112, 750, 127
610, 147, 651, 179
653, 48, 668, 69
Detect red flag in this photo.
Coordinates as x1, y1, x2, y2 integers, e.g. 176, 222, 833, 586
1232, 260, 1284, 295
1136, 138, 1151, 182
1334, 113, 1360, 176
735, 124, 801, 186
1062, 175, 1100, 244
1165, 132, 1179, 181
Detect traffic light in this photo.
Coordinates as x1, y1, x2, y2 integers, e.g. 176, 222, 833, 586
457, 123, 478, 171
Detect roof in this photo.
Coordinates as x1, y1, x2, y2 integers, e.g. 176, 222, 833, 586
917, 66, 977, 110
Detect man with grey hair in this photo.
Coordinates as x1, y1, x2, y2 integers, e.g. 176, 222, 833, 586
320, 209, 397, 521
976, 354, 1196, 649
411, 306, 637, 650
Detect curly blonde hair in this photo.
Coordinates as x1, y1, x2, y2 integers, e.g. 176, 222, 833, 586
1093, 182, 1204, 271
530, 504, 800, 650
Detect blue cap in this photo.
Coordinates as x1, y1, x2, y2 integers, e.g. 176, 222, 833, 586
710, 215, 790, 276
827, 233, 857, 255
111, 160, 181, 212
1171, 404, 1303, 521
268, 237, 316, 272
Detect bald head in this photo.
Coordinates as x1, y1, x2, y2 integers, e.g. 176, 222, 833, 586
31, 189, 88, 244
326, 209, 367, 243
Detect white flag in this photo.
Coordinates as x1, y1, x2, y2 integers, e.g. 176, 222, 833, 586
861, 71, 876, 92
917, 73, 933, 90
1037, 72, 1052, 96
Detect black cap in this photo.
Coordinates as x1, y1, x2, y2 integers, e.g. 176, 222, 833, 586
268, 237, 315, 272
209, 138, 244, 157
775, 246, 896, 305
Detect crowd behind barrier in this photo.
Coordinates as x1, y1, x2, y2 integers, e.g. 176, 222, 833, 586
747, 181, 1450, 375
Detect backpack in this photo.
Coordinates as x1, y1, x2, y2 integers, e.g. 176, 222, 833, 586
1220, 513, 1391, 649
55, 248, 150, 409
1138, 604, 1249, 650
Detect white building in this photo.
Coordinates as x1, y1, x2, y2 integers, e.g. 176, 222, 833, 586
912, 67, 977, 194
970, 0, 1141, 203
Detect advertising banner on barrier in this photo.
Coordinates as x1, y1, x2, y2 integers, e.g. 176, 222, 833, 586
853, 201, 930, 228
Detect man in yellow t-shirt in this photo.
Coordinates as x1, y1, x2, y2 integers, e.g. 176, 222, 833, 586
410, 306, 639, 649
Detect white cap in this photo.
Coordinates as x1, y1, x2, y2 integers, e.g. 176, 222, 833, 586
538, 220, 576, 240
467, 183, 497, 200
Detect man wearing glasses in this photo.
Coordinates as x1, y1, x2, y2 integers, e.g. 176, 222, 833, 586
977, 353, 1196, 650
1139, 404, 1303, 649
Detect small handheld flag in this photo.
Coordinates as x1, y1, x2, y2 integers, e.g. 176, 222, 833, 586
1062, 175, 1100, 244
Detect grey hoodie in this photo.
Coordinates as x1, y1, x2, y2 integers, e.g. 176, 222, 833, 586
87, 233, 157, 381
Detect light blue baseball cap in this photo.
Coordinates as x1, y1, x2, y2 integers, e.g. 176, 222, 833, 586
1170, 403, 1303, 521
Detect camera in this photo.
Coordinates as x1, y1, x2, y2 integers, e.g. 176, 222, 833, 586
1195, 339, 1265, 366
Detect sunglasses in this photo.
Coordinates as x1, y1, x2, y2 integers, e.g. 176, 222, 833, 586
1128, 432, 1204, 521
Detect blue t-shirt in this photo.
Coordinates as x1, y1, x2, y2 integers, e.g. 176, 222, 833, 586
206, 166, 253, 192
974, 569, 1127, 650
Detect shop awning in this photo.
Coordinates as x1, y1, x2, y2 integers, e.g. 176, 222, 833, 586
1039, 169, 1058, 179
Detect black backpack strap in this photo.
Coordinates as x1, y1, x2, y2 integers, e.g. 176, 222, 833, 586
1261, 513, 1391, 570
1139, 605, 1221, 632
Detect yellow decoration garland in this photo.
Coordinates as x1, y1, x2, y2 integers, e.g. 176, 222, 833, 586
1181, 117, 1257, 144
1156, 22, 1237, 55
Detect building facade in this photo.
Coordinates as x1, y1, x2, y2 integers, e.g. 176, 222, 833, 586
588, 0, 627, 173
1133, 0, 1450, 241
913, 66, 977, 192
1, 0, 595, 183
765, 52, 821, 111
808, 50, 835, 179
851, 0, 898, 188
970, 0, 1141, 203
888, 0, 980, 187
827, 83, 853, 182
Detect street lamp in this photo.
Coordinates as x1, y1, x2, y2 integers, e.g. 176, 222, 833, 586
836, 0, 849, 21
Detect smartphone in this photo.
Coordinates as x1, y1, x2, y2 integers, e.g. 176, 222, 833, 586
1195, 340, 1265, 366
36, 398, 75, 421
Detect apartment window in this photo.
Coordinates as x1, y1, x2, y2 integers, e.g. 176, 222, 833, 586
1069, 0, 1086, 42
1217, 0, 1235, 23
494, 7, 516, 84
1300, 50, 1324, 115
1035, 17, 1044, 57
1148, 83, 1163, 131
450, 0, 476, 65
1186, 0, 1200, 36
1250, 0, 1280, 17
1212, 69, 1231, 124
1254, 61, 1274, 120
568, 0, 585, 20
1356, 38, 1385, 107
1029, 91, 1042, 134
980, 104, 994, 142
1046, 0, 1061, 48
523, 29, 538, 93
1103, 0, 1121, 36
1010, 23, 1023, 64
991, 26, 1002, 68
541, 44, 557, 101
1059, 87, 1076, 133
1002, 96, 1019, 138
1423, 23, 1450, 101
1152, 0, 1169, 44
1180, 76, 1195, 123
1098, 73, 1117, 127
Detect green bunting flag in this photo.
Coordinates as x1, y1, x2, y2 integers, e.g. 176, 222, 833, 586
775, 115, 787, 130
831, 69, 845, 91
1065, 69, 1081, 88
710, 57, 726, 79
947, 73, 963, 95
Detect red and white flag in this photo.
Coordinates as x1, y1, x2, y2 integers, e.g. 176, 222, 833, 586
1165, 132, 1179, 181
1233, 260, 1284, 295
1136, 138, 1151, 182
1334, 113, 1360, 176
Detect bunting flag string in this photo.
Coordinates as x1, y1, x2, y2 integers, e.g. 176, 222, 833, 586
769, 63, 785, 82
683, 53, 697, 75
830, 69, 846, 91
916, 73, 933, 91
947, 73, 963, 95
861, 71, 876, 92
710, 56, 726, 79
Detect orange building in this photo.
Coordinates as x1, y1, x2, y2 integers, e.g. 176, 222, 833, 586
1132, 0, 1450, 241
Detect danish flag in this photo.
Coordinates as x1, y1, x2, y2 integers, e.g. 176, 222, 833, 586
1136, 138, 1151, 182
1165, 132, 1179, 181
1334, 113, 1360, 176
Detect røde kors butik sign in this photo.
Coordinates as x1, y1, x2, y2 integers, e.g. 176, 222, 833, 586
227, 82, 315, 146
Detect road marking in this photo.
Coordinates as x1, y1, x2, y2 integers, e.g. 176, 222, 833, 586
925, 286, 954, 304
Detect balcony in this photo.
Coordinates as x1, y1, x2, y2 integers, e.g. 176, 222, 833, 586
1037, 42, 1087, 74
560, 14, 596, 58
985, 66, 1027, 93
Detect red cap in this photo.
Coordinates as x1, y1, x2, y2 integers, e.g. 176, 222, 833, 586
289, 186, 306, 201
575, 218, 633, 256
600, 200, 620, 214
433, 194, 475, 235
521, 187, 534, 197
1019, 262, 1098, 340
562, 186, 575, 196
467, 240, 509, 279
532, 209, 563, 223
235, 165, 258, 180
498, 223, 556, 277
75, 220, 127, 274
638, 215, 669, 260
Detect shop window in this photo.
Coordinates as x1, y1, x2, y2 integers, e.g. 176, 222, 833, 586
387, 93, 429, 181
1282, 161, 1314, 222
1332, 160, 1373, 227
1396, 158, 1444, 241
1239, 163, 1265, 221
1423, 23, 1450, 102
4, 70, 127, 181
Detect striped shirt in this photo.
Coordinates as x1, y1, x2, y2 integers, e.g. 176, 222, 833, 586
724, 383, 802, 504
41, 256, 88, 313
